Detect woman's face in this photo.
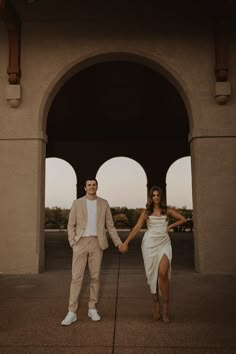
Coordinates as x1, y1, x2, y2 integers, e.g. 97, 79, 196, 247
152, 190, 160, 205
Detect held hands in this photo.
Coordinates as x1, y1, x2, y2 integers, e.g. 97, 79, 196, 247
118, 242, 129, 254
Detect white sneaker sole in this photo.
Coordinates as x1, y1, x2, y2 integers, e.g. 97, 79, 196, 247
61, 317, 77, 326
88, 314, 101, 321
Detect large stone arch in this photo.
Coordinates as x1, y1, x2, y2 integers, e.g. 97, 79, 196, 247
39, 50, 194, 271
40, 49, 192, 194
38, 50, 194, 135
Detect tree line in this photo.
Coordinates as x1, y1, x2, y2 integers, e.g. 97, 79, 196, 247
45, 206, 193, 231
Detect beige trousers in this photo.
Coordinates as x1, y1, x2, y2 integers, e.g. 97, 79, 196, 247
68, 236, 103, 312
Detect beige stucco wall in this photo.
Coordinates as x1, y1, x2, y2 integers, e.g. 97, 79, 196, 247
0, 139, 45, 273
0, 14, 235, 273
191, 137, 236, 273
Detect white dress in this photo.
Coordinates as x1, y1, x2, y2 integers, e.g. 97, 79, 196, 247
141, 215, 172, 294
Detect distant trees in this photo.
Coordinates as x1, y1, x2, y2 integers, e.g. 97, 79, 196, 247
168, 206, 193, 232
45, 206, 193, 231
44, 206, 143, 230
111, 207, 142, 228
45, 207, 69, 229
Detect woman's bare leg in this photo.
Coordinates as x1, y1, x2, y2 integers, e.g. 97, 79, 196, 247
158, 255, 170, 323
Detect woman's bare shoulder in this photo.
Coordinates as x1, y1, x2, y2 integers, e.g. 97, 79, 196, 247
140, 208, 148, 218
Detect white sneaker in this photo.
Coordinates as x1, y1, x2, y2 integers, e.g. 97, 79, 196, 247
61, 311, 77, 326
88, 308, 101, 321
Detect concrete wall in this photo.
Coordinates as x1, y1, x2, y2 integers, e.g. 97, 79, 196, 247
0, 10, 235, 273
192, 137, 236, 273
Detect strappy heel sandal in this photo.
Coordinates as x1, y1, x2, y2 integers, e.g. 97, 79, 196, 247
163, 301, 170, 323
152, 294, 161, 321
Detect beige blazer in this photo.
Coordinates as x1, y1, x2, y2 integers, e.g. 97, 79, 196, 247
67, 196, 122, 250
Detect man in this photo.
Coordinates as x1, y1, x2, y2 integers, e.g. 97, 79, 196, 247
61, 177, 123, 325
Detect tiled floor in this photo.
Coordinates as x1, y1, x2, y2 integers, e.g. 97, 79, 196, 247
0, 231, 235, 354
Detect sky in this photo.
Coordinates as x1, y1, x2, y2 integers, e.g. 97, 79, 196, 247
45, 156, 193, 209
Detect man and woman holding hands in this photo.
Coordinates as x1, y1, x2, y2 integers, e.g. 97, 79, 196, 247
61, 177, 186, 326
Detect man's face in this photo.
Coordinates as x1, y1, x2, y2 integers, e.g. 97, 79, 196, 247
84, 180, 98, 195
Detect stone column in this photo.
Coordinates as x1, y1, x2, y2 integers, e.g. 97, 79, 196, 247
147, 176, 167, 203
191, 137, 236, 273
0, 135, 47, 273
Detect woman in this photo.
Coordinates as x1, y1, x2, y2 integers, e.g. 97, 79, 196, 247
122, 186, 187, 323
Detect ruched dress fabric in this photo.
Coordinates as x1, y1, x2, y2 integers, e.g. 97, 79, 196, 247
141, 215, 172, 294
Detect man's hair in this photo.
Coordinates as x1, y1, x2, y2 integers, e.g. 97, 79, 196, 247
83, 177, 98, 187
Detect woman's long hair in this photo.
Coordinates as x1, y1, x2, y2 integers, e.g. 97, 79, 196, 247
146, 186, 167, 216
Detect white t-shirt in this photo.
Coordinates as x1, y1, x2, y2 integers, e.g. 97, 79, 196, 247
82, 199, 97, 237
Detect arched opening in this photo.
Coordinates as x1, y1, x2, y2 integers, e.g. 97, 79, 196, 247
166, 156, 192, 209
40, 52, 193, 134
166, 156, 194, 271
96, 156, 147, 257
96, 156, 147, 209
42, 53, 192, 271
44, 157, 76, 271
46, 60, 189, 153
45, 157, 77, 209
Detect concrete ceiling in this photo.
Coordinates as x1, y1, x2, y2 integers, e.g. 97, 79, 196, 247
10, 0, 219, 22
